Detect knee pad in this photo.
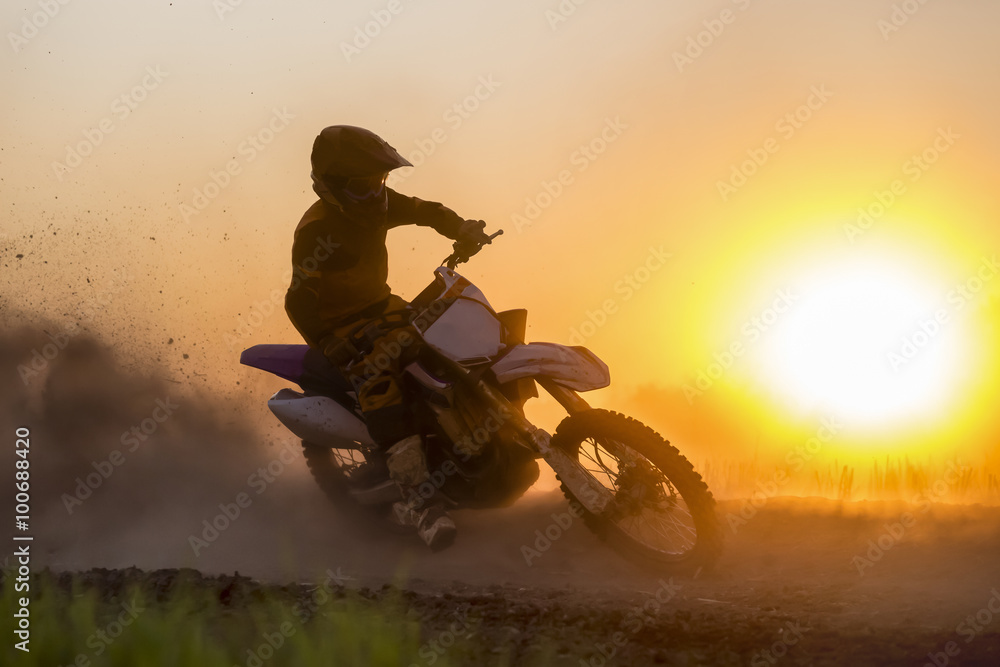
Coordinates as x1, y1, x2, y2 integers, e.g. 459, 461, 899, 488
386, 435, 429, 486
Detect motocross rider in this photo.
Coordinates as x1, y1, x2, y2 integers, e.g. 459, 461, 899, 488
284, 125, 490, 550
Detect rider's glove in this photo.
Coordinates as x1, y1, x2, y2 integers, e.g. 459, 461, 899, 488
457, 219, 491, 246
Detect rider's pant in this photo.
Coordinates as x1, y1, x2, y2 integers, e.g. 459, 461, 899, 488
318, 295, 421, 447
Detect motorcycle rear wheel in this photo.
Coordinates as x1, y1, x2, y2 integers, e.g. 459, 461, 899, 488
551, 409, 722, 574
300, 441, 402, 533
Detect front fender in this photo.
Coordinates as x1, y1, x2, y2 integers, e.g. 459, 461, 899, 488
490, 342, 610, 391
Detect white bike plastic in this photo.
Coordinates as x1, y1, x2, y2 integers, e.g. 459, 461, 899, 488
491, 342, 610, 391
268, 388, 375, 449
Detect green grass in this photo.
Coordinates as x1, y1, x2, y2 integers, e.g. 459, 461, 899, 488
0, 571, 514, 667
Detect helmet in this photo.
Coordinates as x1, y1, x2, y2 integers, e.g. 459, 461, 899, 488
310, 125, 412, 180
310, 126, 411, 219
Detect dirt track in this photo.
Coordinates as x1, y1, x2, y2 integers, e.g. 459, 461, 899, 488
31, 494, 1000, 666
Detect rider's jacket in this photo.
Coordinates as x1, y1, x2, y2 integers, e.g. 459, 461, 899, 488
284, 189, 465, 347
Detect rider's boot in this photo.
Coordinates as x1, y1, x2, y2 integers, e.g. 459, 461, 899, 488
386, 435, 457, 551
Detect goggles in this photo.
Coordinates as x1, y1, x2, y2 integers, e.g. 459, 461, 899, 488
340, 173, 388, 201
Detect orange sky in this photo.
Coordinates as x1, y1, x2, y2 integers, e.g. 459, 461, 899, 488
3, 0, 999, 488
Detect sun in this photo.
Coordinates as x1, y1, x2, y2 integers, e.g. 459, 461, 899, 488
753, 257, 969, 428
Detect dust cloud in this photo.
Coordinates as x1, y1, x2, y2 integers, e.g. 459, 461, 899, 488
2, 317, 1000, 656
0, 319, 615, 586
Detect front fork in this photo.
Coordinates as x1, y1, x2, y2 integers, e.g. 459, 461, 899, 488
443, 359, 615, 516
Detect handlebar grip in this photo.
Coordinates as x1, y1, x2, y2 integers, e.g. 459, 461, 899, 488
442, 228, 502, 269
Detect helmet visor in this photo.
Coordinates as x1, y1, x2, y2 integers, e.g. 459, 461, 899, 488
340, 173, 388, 201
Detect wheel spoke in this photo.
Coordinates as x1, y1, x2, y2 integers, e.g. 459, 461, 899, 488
579, 445, 621, 491
573, 437, 701, 557
331, 447, 366, 473
633, 510, 692, 552
639, 510, 687, 547
645, 514, 681, 542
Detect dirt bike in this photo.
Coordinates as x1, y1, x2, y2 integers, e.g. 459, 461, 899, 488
241, 231, 722, 573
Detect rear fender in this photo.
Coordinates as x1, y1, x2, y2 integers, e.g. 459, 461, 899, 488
268, 388, 374, 449
491, 342, 610, 391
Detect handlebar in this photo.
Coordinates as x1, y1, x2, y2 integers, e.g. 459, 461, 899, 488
442, 229, 503, 270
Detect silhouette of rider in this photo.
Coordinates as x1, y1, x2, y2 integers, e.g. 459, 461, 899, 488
284, 125, 489, 550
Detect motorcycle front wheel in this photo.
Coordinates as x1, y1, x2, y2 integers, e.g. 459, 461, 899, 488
551, 409, 723, 574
